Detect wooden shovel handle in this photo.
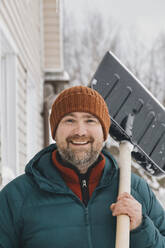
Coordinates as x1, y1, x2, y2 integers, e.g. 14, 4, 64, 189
115, 141, 133, 248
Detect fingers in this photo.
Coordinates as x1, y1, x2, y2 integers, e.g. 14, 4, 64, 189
110, 199, 131, 216
110, 203, 115, 211
117, 192, 134, 201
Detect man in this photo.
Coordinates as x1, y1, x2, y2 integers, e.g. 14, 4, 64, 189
0, 85, 165, 248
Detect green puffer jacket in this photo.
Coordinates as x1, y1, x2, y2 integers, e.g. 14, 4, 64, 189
0, 144, 165, 248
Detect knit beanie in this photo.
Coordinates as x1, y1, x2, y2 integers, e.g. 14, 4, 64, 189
50, 85, 111, 140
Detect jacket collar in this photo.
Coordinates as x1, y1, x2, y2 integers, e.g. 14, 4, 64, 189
25, 144, 118, 193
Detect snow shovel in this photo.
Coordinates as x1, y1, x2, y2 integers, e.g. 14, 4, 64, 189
90, 51, 165, 248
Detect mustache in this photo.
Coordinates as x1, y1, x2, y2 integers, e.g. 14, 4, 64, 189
66, 135, 94, 143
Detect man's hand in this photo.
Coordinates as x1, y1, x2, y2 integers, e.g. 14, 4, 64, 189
110, 192, 142, 231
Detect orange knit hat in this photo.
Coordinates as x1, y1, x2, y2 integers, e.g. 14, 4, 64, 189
50, 86, 111, 140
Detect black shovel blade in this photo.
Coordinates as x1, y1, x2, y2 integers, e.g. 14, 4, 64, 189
91, 51, 165, 177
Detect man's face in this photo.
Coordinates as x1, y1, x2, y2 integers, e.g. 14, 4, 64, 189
55, 112, 104, 173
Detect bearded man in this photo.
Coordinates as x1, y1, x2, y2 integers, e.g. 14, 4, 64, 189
0, 85, 165, 248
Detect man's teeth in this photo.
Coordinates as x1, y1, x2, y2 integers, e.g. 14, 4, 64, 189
71, 141, 88, 144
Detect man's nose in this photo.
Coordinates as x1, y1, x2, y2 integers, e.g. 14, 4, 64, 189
73, 122, 88, 136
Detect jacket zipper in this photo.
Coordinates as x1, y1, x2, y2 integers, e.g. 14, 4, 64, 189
80, 178, 89, 207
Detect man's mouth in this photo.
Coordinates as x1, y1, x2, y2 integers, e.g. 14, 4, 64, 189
67, 135, 94, 146
70, 141, 90, 145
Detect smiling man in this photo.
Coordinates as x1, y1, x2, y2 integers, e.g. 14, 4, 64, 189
0, 85, 165, 248
55, 112, 104, 174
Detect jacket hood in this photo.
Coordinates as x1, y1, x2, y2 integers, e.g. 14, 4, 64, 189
25, 144, 118, 194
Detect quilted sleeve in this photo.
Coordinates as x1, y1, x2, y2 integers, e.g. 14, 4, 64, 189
130, 177, 165, 248
0, 186, 22, 248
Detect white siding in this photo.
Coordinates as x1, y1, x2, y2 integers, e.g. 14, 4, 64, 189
17, 60, 27, 174
0, 27, 18, 186
43, 0, 63, 71
27, 73, 42, 164
0, 0, 44, 183
0, 34, 2, 185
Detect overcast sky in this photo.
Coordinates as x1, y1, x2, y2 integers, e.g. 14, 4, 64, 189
63, 0, 165, 47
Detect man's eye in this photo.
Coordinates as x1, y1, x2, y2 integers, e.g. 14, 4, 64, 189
65, 119, 74, 123
87, 119, 96, 123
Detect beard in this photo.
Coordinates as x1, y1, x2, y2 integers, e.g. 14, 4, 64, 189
56, 135, 104, 173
